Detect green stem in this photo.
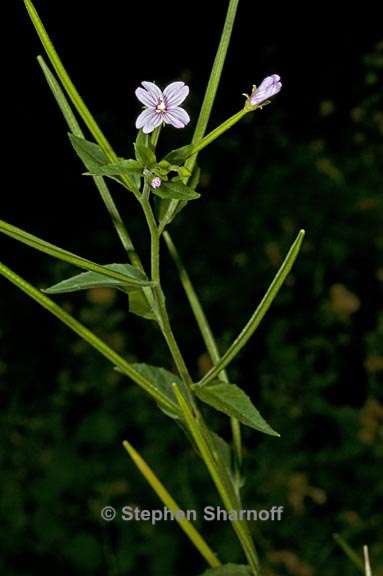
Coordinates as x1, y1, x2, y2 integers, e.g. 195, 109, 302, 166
333, 534, 365, 573
24, 0, 140, 197
162, 0, 241, 228
187, 0, 241, 171
163, 231, 243, 481
24, 0, 115, 161
173, 384, 260, 575
140, 195, 192, 386
187, 108, 248, 159
160, 108, 248, 227
37, 56, 143, 270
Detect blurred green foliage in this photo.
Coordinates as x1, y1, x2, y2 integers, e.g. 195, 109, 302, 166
1, 42, 382, 576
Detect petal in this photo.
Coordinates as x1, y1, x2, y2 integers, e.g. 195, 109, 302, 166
257, 75, 275, 90
163, 106, 190, 128
163, 81, 189, 108
250, 88, 268, 104
250, 75, 282, 104
135, 86, 157, 108
142, 112, 163, 134
135, 108, 156, 129
141, 81, 163, 102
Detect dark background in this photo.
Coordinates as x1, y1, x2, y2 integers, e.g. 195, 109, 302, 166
1, 1, 382, 575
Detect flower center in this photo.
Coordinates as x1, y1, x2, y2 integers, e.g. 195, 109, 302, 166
156, 97, 167, 113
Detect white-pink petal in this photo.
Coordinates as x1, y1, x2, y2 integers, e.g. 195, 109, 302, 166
141, 81, 163, 102
163, 107, 190, 128
163, 82, 189, 108
143, 112, 163, 134
135, 86, 157, 108
136, 108, 156, 129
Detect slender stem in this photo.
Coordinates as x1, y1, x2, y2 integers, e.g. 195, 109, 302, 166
150, 126, 162, 148
37, 56, 143, 270
333, 534, 364, 573
24, 0, 115, 161
187, 0, 241, 171
140, 195, 192, 386
163, 231, 243, 481
187, 108, 248, 159
173, 384, 260, 575
161, 0, 241, 228
25, 0, 140, 197
123, 439, 221, 569
161, 108, 248, 227
26, 3, 260, 570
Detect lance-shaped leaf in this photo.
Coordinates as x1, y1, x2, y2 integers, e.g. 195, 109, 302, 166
130, 363, 189, 418
24, 0, 116, 162
68, 133, 107, 172
199, 564, 251, 576
0, 261, 173, 414
0, 219, 152, 288
163, 144, 194, 165
128, 290, 157, 320
193, 381, 279, 436
153, 181, 200, 201
23, 1, 139, 196
84, 159, 143, 178
211, 432, 232, 474
123, 439, 220, 569
134, 143, 156, 167
45, 268, 159, 323
37, 56, 140, 263
198, 230, 305, 387
69, 135, 141, 193
44, 263, 150, 294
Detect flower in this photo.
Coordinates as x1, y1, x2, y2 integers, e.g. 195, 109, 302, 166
135, 81, 190, 134
250, 74, 282, 105
151, 176, 162, 189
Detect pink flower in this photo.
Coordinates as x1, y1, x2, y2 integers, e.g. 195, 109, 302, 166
135, 81, 190, 134
151, 176, 162, 189
250, 75, 282, 105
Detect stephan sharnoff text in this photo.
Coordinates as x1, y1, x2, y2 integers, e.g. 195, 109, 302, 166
101, 505, 284, 525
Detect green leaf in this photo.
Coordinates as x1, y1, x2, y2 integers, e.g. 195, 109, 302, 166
84, 159, 143, 177
130, 363, 189, 418
69, 133, 108, 172
135, 129, 150, 150
163, 144, 194, 165
44, 263, 150, 294
69, 134, 139, 193
153, 181, 200, 201
128, 290, 156, 320
199, 564, 251, 576
193, 381, 279, 436
24, 0, 116, 162
211, 432, 232, 473
0, 218, 147, 288
0, 260, 175, 414
134, 143, 156, 167
37, 57, 139, 258
198, 230, 306, 386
